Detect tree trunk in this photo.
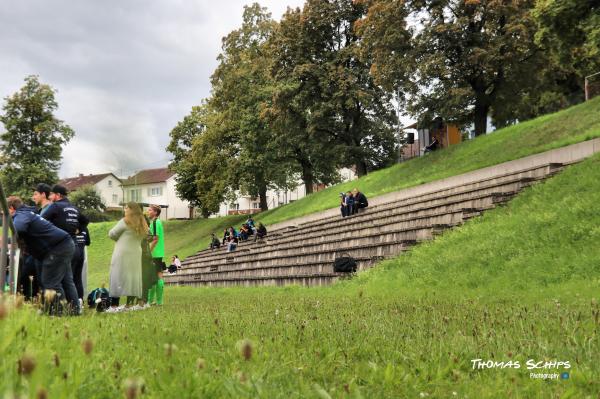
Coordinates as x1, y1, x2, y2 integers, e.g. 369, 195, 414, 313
355, 161, 368, 177
258, 184, 268, 211
297, 151, 314, 195
474, 94, 490, 136
302, 164, 314, 195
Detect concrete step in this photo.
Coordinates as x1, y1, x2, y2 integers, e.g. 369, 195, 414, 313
179, 238, 420, 275
165, 161, 566, 288
184, 190, 511, 265
293, 162, 563, 230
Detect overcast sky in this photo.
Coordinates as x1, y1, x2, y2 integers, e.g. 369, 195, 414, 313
0, 0, 305, 179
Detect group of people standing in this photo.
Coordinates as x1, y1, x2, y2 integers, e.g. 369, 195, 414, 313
9, 184, 90, 315
339, 188, 369, 217
7, 183, 167, 315
107, 203, 165, 312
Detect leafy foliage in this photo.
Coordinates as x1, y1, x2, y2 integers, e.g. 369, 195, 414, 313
69, 184, 108, 222
0, 75, 74, 198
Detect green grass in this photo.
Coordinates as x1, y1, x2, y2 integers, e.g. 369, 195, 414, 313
2, 101, 600, 397
2, 147, 599, 398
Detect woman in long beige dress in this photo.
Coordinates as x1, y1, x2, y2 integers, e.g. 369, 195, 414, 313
108, 202, 148, 309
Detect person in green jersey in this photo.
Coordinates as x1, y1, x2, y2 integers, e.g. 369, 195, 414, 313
146, 204, 165, 305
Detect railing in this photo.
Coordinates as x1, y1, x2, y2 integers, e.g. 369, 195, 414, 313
0, 182, 18, 295
585, 71, 600, 101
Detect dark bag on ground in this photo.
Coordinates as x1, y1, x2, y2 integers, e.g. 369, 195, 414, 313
87, 288, 110, 312
333, 253, 357, 273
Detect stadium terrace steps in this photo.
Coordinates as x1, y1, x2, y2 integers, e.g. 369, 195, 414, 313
165, 161, 567, 287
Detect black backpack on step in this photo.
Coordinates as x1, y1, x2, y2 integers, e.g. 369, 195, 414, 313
334, 253, 357, 273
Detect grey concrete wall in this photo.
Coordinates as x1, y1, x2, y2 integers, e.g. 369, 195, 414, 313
269, 138, 600, 232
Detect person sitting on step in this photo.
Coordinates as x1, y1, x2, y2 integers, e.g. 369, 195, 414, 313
254, 222, 267, 242
352, 188, 368, 214
209, 233, 221, 250
227, 235, 238, 252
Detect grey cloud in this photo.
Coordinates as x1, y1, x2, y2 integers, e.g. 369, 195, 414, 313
0, 0, 304, 179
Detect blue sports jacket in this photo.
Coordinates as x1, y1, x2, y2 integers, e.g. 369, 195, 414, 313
12, 205, 71, 260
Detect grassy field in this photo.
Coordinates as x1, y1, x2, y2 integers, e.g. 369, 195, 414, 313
2, 145, 599, 397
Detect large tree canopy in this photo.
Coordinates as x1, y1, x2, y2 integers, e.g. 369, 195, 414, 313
0, 75, 74, 198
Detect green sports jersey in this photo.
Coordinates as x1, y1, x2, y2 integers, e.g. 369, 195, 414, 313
150, 218, 165, 258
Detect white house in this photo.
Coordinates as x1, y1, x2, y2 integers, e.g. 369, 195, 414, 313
216, 167, 357, 216
122, 168, 193, 220
58, 173, 123, 210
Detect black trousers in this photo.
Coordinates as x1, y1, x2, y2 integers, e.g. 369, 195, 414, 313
42, 239, 79, 314
70, 244, 85, 300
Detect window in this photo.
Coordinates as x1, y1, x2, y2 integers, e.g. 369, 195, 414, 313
230, 203, 240, 210
112, 194, 118, 204
108, 180, 112, 187
253, 203, 260, 209
129, 189, 141, 202
147, 187, 163, 197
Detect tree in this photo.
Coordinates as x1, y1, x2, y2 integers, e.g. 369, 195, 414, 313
534, 0, 600, 96
413, 0, 548, 135
167, 104, 206, 210
69, 185, 108, 222
0, 75, 74, 198
360, 0, 553, 135
209, 3, 296, 208
268, 0, 398, 179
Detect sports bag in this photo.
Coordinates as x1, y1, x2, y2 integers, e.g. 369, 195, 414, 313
333, 253, 357, 273
87, 287, 110, 312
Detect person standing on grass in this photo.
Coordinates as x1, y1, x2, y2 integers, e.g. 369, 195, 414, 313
107, 202, 148, 312
28, 183, 54, 292
146, 205, 165, 306
8, 196, 80, 315
44, 184, 89, 310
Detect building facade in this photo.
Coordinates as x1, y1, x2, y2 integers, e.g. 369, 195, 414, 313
215, 167, 357, 217
122, 168, 193, 220
58, 173, 123, 210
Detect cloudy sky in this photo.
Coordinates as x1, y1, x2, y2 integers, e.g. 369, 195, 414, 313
0, 0, 305, 179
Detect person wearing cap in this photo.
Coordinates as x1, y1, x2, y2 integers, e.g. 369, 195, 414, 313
44, 184, 89, 307
7, 196, 80, 315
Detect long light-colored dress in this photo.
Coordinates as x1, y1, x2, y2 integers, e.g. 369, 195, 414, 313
108, 219, 143, 298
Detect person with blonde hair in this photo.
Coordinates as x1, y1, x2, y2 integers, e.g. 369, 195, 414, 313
107, 202, 148, 311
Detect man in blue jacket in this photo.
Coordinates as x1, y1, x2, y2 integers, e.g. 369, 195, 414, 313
44, 185, 89, 305
8, 196, 80, 315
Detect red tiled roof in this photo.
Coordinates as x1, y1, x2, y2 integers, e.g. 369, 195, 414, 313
58, 173, 118, 191
122, 168, 175, 186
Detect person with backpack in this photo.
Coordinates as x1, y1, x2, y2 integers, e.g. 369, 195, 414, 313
106, 202, 148, 312
146, 205, 165, 306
